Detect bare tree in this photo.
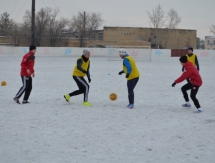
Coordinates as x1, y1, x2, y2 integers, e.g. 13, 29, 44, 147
147, 4, 165, 48
48, 9, 69, 46
23, 7, 51, 46
209, 25, 215, 35
147, 4, 165, 28
87, 12, 104, 39
10, 22, 32, 46
167, 9, 181, 29
11, 23, 21, 45
162, 8, 181, 48
22, 10, 31, 37
0, 12, 14, 36
70, 11, 103, 47
71, 11, 89, 47
23, 8, 69, 46
35, 8, 52, 46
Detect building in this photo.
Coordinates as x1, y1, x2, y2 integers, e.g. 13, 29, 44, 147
48, 27, 197, 49
196, 37, 205, 49
101, 27, 196, 49
205, 36, 215, 50
199, 39, 205, 49
0, 26, 197, 49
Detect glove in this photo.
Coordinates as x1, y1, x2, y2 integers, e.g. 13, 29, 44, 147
88, 78, 91, 83
82, 69, 87, 73
125, 74, 130, 78
118, 71, 123, 75
172, 82, 176, 87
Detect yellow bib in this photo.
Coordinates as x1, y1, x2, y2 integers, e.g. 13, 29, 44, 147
123, 56, 140, 80
73, 57, 90, 77
186, 54, 196, 66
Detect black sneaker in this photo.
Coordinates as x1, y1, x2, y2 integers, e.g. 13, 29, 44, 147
22, 100, 30, 104
13, 97, 20, 104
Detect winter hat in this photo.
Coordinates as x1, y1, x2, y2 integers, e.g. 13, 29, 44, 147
188, 47, 193, 52
29, 45, 36, 51
179, 56, 187, 63
83, 49, 90, 55
119, 49, 127, 56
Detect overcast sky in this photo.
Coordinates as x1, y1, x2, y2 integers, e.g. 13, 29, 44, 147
0, 0, 214, 39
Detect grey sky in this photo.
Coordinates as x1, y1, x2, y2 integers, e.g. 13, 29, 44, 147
0, 0, 214, 39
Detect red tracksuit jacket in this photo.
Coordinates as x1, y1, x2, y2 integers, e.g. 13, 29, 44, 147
20, 51, 35, 76
175, 61, 202, 86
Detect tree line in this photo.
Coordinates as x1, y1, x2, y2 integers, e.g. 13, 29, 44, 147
0, 4, 212, 47
0, 8, 103, 47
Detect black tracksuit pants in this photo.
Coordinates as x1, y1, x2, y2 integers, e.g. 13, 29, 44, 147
69, 76, 89, 102
127, 77, 139, 104
15, 76, 32, 101
181, 82, 201, 109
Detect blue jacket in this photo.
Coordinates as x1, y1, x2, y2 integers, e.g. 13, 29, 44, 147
121, 54, 132, 75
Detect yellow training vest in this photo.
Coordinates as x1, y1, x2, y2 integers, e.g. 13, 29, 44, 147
123, 55, 140, 80
186, 54, 196, 66
73, 57, 90, 77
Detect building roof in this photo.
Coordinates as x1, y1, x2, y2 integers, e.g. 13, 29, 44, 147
205, 36, 215, 39
103, 26, 196, 31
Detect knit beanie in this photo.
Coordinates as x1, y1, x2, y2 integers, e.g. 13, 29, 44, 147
188, 47, 193, 52
83, 49, 90, 55
119, 49, 127, 56
29, 45, 36, 51
179, 56, 187, 63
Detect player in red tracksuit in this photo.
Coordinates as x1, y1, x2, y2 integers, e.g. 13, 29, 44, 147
172, 56, 203, 113
13, 45, 36, 104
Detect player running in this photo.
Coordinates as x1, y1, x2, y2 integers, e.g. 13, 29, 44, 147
64, 49, 92, 106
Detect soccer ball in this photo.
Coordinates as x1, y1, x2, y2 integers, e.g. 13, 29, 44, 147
1, 81, 6, 86
109, 93, 117, 101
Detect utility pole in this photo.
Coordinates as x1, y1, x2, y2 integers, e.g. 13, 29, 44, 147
80, 11, 86, 47
83, 11, 86, 40
31, 0, 35, 45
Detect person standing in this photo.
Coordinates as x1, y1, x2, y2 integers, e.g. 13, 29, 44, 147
118, 49, 140, 109
13, 45, 36, 104
182, 47, 200, 82
64, 49, 92, 106
172, 56, 203, 113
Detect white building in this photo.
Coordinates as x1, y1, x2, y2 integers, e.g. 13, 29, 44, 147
205, 36, 215, 50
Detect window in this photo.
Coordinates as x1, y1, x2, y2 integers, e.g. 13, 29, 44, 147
98, 32, 103, 40
207, 40, 210, 45
213, 40, 215, 45
91, 34, 95, 40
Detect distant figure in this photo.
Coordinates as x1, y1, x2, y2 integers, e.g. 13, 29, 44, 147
64, 49, 92, 106
13, 45, 36, 104
118, 49, 140, 109
172, 56, 203, 113
182, 47, 200, 82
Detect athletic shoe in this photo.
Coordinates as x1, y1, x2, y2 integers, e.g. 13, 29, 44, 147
82, 101, 92, 106
13, 97, 20, 104
127, 104, 134, 109
64, 94, 70, 102
182, 103, 191, 107
22, 100, 30, 104
193, 109, 203, 113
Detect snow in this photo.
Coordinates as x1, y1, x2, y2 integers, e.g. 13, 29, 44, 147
0, 55, 215, 163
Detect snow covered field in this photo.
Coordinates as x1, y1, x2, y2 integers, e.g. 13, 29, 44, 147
0, 55, 215, 163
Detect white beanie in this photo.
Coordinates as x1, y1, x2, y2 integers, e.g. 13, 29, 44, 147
119, 49, 127, 55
